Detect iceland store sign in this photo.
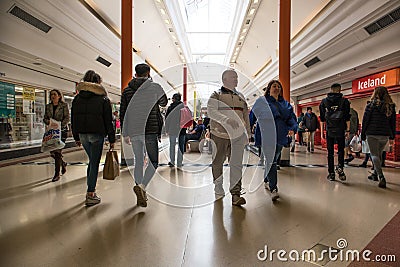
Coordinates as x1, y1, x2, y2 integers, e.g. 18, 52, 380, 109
352, 68, 399, 93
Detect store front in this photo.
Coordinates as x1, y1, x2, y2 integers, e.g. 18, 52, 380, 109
0, 81, 75, 160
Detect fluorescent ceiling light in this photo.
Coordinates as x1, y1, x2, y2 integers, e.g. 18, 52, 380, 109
160, 8, 166, 15
249, 8, 255, 15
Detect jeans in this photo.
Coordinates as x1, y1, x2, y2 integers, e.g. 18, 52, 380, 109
367, 135, 389, 177
131, 134, 159, 187
79, 133, 105, 193
326, 135, 345, 173
265, 144, 283, 192
169, 134, 185, 166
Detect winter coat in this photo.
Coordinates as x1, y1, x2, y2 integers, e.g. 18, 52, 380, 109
165, 100, 186, 136
319, 93, 351, 138
361, 100, 396, 140
251, 95, 298, 147
349, 108, 359, 134
302, 112, 319, 132
207, 87, 251, 140
71, 82, 115, 143
120, 77, 167, 137
44, 102, 69, 129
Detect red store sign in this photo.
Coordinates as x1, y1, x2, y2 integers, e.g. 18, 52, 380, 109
352, 68, 399, 93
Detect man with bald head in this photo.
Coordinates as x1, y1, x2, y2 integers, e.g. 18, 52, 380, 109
207, 69, 251, 206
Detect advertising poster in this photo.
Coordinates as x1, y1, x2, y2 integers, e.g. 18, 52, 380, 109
0, 81, 16, 118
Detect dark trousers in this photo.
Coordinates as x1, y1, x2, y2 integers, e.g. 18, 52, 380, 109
326, 136, 345, 173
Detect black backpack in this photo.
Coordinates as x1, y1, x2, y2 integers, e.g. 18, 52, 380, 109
324, 98, 346, 132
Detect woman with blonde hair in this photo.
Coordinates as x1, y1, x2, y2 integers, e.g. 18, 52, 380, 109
361, 86, 396, 188
43, 89, 69, 182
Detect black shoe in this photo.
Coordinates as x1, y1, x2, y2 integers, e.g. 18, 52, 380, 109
168, 162, 174, 167
327, 173, 335, 181
277, 165, 280, 170
359, 163, 367, 168
368, 174, 378, 181
344, 155, 354, 163
378, 177, 386, 188
311, 148, 314, 153
307, 146, 310, 152
52, 174, 60, 182
381, 163, 386, 167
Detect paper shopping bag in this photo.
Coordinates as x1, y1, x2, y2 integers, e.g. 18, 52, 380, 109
103, 150, 120, 180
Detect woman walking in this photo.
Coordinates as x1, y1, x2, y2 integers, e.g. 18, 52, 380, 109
361, 86, 396, 188
251, 80, 297, 201
43, 89, 69, 182
72, 70, 115, 206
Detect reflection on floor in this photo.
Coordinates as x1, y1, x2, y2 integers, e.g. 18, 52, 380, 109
0, 143, 399, 266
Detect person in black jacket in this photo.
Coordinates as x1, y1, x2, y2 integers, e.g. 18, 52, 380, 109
361, 86, 396, 188
165, 93, 186, 167
319, 83, 351, 182
72, 70, 115, 206
120, 63, 167, 207
302, 107, 319, 152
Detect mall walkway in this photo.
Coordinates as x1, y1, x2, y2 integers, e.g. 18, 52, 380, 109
0, 142, 399, 267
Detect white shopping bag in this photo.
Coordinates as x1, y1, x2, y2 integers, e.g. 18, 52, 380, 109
41, 118, 65, 152
349, 135, 361, 152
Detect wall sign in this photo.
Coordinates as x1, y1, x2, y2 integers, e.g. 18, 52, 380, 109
352, 68, 399, 94
0, 81, 16, 118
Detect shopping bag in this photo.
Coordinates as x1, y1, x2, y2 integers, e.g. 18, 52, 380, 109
349, 135, 361, 152
41, 119, 65, 152
303, 132, 310, 143
103, 149, 120, 180
362, 141, 370, 154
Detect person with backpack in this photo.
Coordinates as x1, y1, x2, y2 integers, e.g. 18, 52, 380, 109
319, 83, 351, 181
302, 107, 319, 152
120, 63, 168, 207
361, 86, 396, 188
165, 93, 187, 167
207, 69, 251, 206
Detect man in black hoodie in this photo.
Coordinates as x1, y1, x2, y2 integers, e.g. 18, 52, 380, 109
165, 93, 186, 167
319, 83, 351, 182
120, 63, 167, 207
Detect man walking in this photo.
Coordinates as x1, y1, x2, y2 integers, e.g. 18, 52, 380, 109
120, 63, 168, 207
319, 83, 351, 181
302, 107, 319, 152
207, 69, 251, 206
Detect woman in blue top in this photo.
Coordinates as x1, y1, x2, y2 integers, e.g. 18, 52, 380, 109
251, 80, 297, 201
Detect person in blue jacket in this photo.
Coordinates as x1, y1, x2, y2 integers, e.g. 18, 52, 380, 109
251, 80, 297, 201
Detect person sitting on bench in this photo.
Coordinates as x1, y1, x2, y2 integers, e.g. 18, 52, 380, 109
184, 118, 205, 151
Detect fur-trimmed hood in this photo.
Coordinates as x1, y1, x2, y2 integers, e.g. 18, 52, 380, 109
76, 82, 107, 96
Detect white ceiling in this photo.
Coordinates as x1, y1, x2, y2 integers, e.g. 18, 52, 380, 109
0, 0, 399, 106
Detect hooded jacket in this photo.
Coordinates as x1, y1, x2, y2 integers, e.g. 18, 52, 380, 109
120, 77, 167, 137
361, 100, 396, 140
165, 100, 186, 136
71, 82, 115, 143
319, 92, 351, 137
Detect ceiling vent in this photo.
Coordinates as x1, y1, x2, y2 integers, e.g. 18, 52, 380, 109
96, 56, 112, 67
9, 5, 52, 33
304, 56, 321, 68
364, 7, 400, 35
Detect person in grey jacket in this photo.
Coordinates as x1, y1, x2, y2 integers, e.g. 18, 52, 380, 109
121, 63, 167, 208
43, 89, 69, 182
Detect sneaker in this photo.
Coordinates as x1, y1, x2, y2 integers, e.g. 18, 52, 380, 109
85, 193, 101, 206
264, 182, 270, 191
368, 173, 378, 181
168, 162, 174, 167
378, 177, 386, 188
271, 189, 280, 201
232, 195, 246, 206
327, 173, 335, 181
214, 184, 225, 196
133, 185, 148, 207
335, 166, 346, 181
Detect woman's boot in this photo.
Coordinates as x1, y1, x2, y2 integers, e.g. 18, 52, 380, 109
61, 158, 67, 175
378, 176, 386, 188
52, 153, 62, 182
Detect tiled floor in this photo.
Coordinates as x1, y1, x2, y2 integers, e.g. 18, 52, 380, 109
0, 142, 399, 267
